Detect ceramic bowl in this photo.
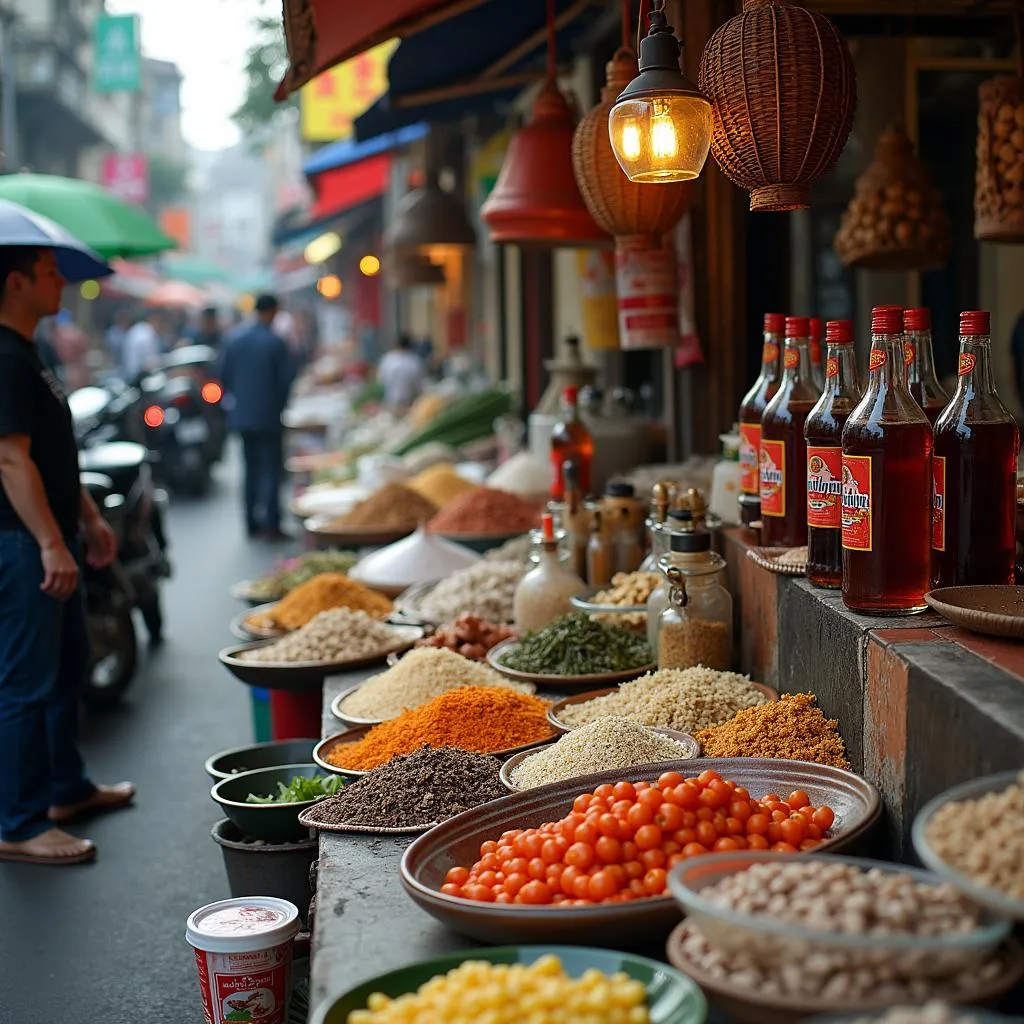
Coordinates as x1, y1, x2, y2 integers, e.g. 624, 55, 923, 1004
204, 739, 319, 782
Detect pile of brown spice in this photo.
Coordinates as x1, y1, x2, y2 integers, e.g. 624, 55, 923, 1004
328, 483, 437, 531
694, 692, 850, 769
429, 487, 540, 535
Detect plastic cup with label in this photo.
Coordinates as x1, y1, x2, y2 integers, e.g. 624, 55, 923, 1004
186, 896, 300, 1024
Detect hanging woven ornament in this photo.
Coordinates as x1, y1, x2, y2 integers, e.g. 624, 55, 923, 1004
834, 125, 951, 272
698, 0, 856, 212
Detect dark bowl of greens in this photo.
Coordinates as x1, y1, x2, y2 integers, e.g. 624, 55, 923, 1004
210, 764, 344, 842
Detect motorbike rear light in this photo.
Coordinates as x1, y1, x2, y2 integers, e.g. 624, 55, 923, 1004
143, 406, 165, 429
201, 381, 223, 404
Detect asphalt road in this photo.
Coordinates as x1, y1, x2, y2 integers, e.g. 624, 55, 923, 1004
0, 453, 298, 1023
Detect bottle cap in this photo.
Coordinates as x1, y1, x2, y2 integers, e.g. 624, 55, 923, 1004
960, 310, 990, 336
825, 320, 854, 344
604, 481, 635, 498
562, 386, 578, 404
785, 316, 810, 339
904, 307, 931, 332
669, 530, 712, 553
764, 313, 786, 334
541, 513, 555, 542
871, 305, 904, 334
809, 318, 823, 341
667, 508, 693, 523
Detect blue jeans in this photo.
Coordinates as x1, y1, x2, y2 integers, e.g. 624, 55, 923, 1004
240, 431, 283, 534
0, 531, 95, 841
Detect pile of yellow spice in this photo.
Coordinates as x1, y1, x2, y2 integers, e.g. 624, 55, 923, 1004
248, 572, 392, 632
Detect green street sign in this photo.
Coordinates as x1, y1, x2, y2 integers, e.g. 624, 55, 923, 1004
93, 15, 140, 94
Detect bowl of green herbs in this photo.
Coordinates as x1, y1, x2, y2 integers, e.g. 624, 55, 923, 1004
211, 764, 344, 841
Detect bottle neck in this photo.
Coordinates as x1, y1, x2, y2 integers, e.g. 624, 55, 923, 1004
867, 332, 914, 393
561, 395, 580, 421
758, 331, 783, 381
780, 335, 816, 391
954, 333, 997, 396
821, 343, 860, 401
905, 329, 941, 387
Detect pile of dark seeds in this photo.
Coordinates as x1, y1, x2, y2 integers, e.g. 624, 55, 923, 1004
303, 746, 506, 829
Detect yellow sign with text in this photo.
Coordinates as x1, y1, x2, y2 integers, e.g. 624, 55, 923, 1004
300, 40, 398, 142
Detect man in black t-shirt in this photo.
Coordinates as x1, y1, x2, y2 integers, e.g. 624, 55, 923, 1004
0, 247, 136, 867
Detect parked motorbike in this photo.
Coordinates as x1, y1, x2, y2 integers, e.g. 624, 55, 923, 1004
161, 344, 228, 465
137, 371, 214, 495
79, 441, 171, 707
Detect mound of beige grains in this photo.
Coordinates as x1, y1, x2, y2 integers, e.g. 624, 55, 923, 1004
509, 718, 697, 789
557, 666, 769, 732
843, 1006, 988, 1024
241, 608, 397, 663
337, 647, 533, 721
417, 560, 523, 623
925, 773, 1024, 900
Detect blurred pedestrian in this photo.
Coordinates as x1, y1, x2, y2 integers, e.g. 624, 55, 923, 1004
189, 306, 222, 350
104, 309, 131, 367
122, 309, 161, 381
218, 294, 295, 541
378, 334, 425, 411
0, 246, 135, 867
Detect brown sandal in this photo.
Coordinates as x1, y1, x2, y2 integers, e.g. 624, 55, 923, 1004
0, 843, 96, 866
49, 782, 136, 824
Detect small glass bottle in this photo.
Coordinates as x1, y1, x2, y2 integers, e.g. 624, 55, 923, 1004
904, 307, 948, 427
655, 533, 732, 671
640, 482, 673, 571
550, 386, 593, 500
586, 506, 613, 586
809, 317, 826, 392
514, 513, 586, 631
560, 460, 589, 578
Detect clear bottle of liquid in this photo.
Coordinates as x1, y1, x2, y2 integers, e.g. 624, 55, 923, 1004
514, 513, 586, 631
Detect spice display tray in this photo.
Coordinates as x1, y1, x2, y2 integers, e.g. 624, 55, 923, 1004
229, 579, 281, 606
925, 586, 1024, 639
913, 770, 1024, 922
546, 682, 779, 733
330, 674, 537, 727
746, 546, 807, 576
296, 807, 435, 836
400, 758, 881, 947
666, 923, 1024, 1024
217, 625, 424, 691
569, 587, 650, 615
498, 727, 701, 792
314, 724, 556, 779
229, 602, 287, 642
391, 581, 446, 626
302, 515, 415, 549
307, 945, 707, 1024
487, 639, 655, 691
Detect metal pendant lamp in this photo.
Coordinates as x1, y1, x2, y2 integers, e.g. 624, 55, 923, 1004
390, 250, 447, 287
481, 0, 608, 247
385, 171, 477, 252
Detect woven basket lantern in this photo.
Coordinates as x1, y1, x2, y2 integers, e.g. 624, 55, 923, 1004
572, 49, 691, 248
833, 125, 951, 272
698, 0, 856, 212
975, 76, 1024, 243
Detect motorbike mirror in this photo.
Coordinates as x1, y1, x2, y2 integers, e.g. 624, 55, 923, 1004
103, 494, 126, 512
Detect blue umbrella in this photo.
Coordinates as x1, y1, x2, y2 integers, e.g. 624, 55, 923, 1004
0, 198, 112, 282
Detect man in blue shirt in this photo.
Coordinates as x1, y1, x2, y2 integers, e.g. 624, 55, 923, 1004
218, 295, 296, 540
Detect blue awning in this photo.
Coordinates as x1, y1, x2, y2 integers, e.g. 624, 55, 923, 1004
303, 123, 429, 177
354, 0, 599, 142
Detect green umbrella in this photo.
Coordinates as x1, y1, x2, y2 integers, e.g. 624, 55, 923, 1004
0, 173, 176, 259
159, 254, 230, 285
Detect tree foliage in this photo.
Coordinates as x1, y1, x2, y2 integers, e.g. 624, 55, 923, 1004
232, 14, 297, 137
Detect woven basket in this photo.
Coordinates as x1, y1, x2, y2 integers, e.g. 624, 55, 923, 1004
974, 76, 1024, 243
572, 49, 691, 247
698, 0, 856, 212
834, 125, 951, 271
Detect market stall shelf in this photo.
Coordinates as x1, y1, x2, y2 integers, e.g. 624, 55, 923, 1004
302, 515, 415, 550
399, 759, 881, 947
924, 586, 1024, 639
229, 603, 288, 641
308, 946, 707, 1024
487, 638, 655, 690
547, 682, 779, 733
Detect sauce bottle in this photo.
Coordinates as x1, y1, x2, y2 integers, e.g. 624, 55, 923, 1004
932, 310, 1020, 587
809, 317, 826, 392
738, 313, 784, 525
550, 387, 593, 500
513, 513, 586, 631
759, 316, 818, 547
904, 307, 948, 426
804, 320, 861, 588
842, 306, 932, 614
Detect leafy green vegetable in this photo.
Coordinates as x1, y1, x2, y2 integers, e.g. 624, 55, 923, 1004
246, 774, 343, 804
501, 613, 652, 676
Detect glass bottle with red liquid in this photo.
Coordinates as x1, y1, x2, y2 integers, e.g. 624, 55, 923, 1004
760, 316, 818, 547
932, 310, 1020, 587
903, 307, 949, 426
550, 386, 593, 500
842, 306, 932, 614
809, 317, 826, 392
737, 313, 784, 525
804, 320, 861, 588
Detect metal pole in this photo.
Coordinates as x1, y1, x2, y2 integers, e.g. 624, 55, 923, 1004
0, 10, 19, 171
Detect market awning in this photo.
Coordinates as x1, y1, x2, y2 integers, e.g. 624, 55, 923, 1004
353, 0, 602, 142
271, 196, 384, 250
303, 123, 428, 177
310, 155, 391, 220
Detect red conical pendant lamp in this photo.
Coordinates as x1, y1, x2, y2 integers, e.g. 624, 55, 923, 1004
481, 0, 608, 247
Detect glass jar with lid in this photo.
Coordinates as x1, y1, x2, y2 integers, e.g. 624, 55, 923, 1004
653, 533, 732, 672
646, 509, 700, 649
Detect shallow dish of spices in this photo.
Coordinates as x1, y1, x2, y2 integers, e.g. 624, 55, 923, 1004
487, 641, 655, 690
303, 515, 416, 550
229, 602, 287, 641
924, 586, 1024, 640
399, 758, 882, 947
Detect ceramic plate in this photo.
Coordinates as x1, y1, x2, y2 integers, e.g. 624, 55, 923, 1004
487, 639, 655, 691
400, 758, 881, 947
229, 602, 287, 641
499, 727, 702, 792
303, 515, 415, 549
925, 586, 1024, 639
546, 681, 779, 733
308, 946, 707, 1024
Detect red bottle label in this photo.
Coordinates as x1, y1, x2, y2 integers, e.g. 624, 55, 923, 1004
783, 349, 799, 370
904, 342, 916, 367
825, 357, 839, 379
868, 350, 887, 372
958, 353, 977, 376
841, 455, 873, 551
807, 447, 843, 529
932, 455, 946, 552
762, 342, 780, 364
739, 422, 761, 496
760, 439, 786, 517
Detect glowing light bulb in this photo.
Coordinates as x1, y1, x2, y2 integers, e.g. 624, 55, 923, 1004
620, 123, 642, 161
650, 113, 678, 160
